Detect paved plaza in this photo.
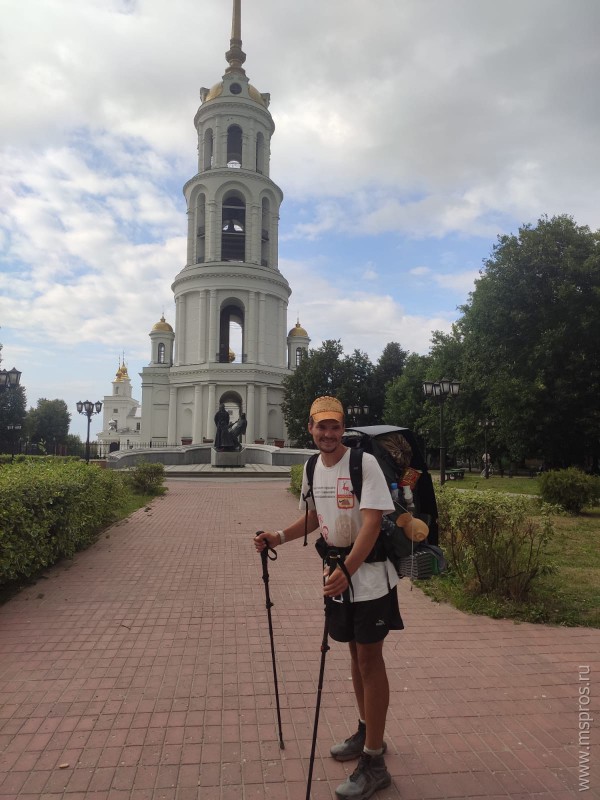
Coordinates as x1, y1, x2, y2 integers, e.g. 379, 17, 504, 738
0, 478, 599, 799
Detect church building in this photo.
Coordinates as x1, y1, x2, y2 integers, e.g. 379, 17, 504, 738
99, 0, 309, 449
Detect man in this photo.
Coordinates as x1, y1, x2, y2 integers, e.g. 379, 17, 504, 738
254, 396, 403, 800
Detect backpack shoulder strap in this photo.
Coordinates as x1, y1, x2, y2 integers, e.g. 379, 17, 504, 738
302, 453, 319, 546
349, 448, 363, 503
304, 453, 319, 500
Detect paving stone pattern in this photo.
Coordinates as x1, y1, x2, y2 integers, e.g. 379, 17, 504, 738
0, 479, 599, 799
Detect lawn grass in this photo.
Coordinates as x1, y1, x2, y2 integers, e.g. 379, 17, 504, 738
540, 509, 600, 626
420, 497, 600, 627
430, 470, 541, 495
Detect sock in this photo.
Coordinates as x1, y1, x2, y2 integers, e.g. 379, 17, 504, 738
363, 746, 384, 757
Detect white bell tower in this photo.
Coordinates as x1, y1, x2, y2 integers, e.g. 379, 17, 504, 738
141, 0, 293, 445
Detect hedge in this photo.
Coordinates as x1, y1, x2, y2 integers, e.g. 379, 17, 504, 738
436, 488, 555, 601
539, 467, 600, 514
0, 460, 127, 585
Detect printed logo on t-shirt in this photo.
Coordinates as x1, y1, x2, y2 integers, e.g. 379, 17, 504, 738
337, 477, 355, 509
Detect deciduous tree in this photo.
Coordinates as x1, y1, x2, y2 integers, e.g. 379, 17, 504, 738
458, 215, 600, 467
25, 398, 71, 449
371, 342, 408, 421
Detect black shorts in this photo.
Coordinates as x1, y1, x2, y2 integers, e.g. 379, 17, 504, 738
326, 586, 404, 644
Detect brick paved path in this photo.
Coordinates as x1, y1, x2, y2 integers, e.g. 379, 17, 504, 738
0, 479, 598, 800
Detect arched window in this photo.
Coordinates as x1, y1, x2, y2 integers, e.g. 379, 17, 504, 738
227, 124, 243, 168
256, 132, 265, 173
203, 129, 214, 170
196, 193, 206, 263
261, 197, 270, 267
158, 343, 166, 364
218, 303, 245, 363
221, 194, 246, 261
296, 347, 305, 367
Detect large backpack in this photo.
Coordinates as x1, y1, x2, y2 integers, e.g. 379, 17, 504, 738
302, 425, 443, 577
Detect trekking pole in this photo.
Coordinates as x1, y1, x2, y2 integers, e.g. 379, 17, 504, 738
305, 551, 339, 800
256, 531, 285, 750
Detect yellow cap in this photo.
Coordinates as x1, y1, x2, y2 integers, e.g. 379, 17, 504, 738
309, 396, 344, 423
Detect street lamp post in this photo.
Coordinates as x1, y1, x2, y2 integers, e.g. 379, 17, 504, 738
6, 424, 22, 462
417, 428, 430, 465
478, 418, 495, 479
1, 357, 23, 458
77, 400, 103, 463
422, 378, 460, 485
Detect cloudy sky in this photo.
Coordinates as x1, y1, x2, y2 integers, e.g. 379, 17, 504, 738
1, 0, 599, 439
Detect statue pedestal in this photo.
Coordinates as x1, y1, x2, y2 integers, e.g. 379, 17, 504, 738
211, 448, 246, 468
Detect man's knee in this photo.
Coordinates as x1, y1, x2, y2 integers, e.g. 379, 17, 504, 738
356, 642, 386, 680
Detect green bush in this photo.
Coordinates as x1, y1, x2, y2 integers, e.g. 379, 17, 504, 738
437, 488, 555, 601
128, 462, 166, 495
0, 460, 128, 584
290, 463, 304, 496
539, 468, 600, 514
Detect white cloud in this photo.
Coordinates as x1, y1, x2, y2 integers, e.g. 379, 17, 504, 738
433, 270, 480, 295
362, 263, 378, 281
282, 259, 452, 359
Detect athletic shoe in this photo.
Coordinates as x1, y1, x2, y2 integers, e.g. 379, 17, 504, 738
330, 721, 387, 762
334, 752, 392, 799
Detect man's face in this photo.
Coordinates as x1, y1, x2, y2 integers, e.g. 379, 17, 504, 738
308, 418, 345, 454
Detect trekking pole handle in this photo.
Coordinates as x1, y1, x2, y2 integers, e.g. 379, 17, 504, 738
255, 530, 278, 563
325, 550, 340, 575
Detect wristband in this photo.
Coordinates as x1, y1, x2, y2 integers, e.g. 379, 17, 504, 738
277, 530, 285, 544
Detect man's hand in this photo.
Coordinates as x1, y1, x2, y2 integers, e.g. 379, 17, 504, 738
254, 531, 279, 552
323, 565, 349, 597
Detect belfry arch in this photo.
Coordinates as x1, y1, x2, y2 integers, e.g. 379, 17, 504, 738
219, 300, 245, 363
196, 192, 206, 263
227, 124, 243, 168
203, 128, 214, 170
221, 192, 246, 261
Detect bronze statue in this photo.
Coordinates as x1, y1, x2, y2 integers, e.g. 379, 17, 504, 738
228, 412, 247, 450
214, 404, 237, 450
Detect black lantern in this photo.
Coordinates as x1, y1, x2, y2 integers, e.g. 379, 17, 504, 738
346, 404, 369, 426
0, 366, 22, 391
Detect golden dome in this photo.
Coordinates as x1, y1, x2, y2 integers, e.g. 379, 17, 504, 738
114, 358, 130, 382
204, 80, 267, 107
289, 321, 309, 338
152, 315, 173, 333
205, 81, 224, 102
248, 85, 268, 107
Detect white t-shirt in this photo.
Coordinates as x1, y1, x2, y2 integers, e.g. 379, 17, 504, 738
300, 449, 399, 602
